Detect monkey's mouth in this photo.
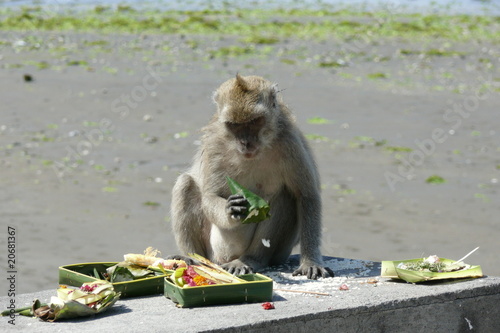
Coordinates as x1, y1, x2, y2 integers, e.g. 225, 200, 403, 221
237, 143, 259, 159
241, 149, 259, 159
243, 152, 257, 159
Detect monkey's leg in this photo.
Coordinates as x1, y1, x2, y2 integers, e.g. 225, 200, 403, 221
171, 173, 210, 258
222, 188, 299, 275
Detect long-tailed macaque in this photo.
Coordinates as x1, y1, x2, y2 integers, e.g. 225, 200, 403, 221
170, 74, 333, 279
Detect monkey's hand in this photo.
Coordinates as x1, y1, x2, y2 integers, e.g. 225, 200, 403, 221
221, 259, 254, 275
226, 194, 249, 220
165, 254, 197, 266
292, 263, 334, 280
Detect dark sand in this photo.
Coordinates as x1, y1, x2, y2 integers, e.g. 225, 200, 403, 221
1, 28, 499, 295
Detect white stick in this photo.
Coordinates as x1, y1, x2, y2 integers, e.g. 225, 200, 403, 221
456, 247, 479, 263
274, 289, 330, 296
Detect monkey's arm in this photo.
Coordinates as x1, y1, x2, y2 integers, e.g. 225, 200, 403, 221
196, 154, 247, 229
201, 192, 245, 230
292, 193, 333, 279
288, 136, 334, 279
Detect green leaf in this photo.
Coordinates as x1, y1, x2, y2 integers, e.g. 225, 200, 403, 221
226, 176, 271, 224
107, 265, 135, 282
93, 268, 101, 279
2, 304, 40, 317
126, 265, 155, 279
381, 258, 482, 283
106, 262, 156, 282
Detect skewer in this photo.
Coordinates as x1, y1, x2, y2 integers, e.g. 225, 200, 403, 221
455, 247, 479, 263
274, 288, 330, 296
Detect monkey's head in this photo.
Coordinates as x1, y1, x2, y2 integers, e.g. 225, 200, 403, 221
212, 74, 282, 159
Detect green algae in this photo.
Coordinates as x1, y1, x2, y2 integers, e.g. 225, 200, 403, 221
0, 6, 498, 41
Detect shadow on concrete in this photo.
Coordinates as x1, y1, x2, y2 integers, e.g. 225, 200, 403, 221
262, 255, 381, 280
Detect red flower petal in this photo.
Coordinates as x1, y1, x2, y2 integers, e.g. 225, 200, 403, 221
262, 302, 275, 310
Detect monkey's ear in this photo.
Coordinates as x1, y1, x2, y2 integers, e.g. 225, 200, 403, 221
270, 83, 279, 96
269, 83, 279, 107
212, 90, 219, 105
235, 73, 249, 92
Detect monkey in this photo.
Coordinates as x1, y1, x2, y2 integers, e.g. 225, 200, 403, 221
169, 74, 333, 279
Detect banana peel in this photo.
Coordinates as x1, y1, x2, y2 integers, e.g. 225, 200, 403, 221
189, 253, 246, 284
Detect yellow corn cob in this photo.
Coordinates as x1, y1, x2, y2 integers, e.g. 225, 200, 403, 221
123, 253, 159, 267
124, 247, 160, 266
124, 247, 187, 269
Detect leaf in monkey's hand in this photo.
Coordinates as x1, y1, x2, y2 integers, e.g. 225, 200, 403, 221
226, 176, 271, 224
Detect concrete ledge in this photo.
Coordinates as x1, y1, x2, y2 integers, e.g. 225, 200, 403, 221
2, 256, 499, 332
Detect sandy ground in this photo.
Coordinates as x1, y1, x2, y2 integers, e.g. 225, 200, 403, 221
0, 28, 499, 295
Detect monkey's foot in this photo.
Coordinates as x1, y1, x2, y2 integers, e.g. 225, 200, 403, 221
221, 259, 254, 276
292, 264, 334, 280
165, 254, 197, 266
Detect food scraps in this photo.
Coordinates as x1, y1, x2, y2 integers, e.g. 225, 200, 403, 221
169, 253, 246, 288
124, 246, 187, 270
339, 283, 349, 291
103, 247, 188, 283
3, 281, 120, 322
396, 255, 468, 273
171, 266, 216, 287
261, 302, 275, 310
382, 251, 483, 283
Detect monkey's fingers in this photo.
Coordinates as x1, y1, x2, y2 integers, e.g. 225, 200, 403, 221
292, 266, 304, 277
222, 263, 254, 276
227, 194, 248, 206
228, 194, 245, 200
228, 205, 248, 214
234, 266, 253, 275
323, 267, 335, 278
226, 200, 248, 219
292, 265, 334, 280
309, 266, 334, 279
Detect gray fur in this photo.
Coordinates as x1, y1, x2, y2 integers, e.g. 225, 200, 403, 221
170, 75, 333, 279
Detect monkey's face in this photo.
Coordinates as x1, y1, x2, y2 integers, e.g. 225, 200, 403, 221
225, 116, 266, 159
213, 74, 281, 159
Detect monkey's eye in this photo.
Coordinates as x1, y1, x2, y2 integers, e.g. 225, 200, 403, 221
249, 116, 265, 127
225, 122, 240, 131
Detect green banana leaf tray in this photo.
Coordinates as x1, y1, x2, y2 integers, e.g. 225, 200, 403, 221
381, 258, 483, 283
59, 262, 170, 298
164, 273, 273, 308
